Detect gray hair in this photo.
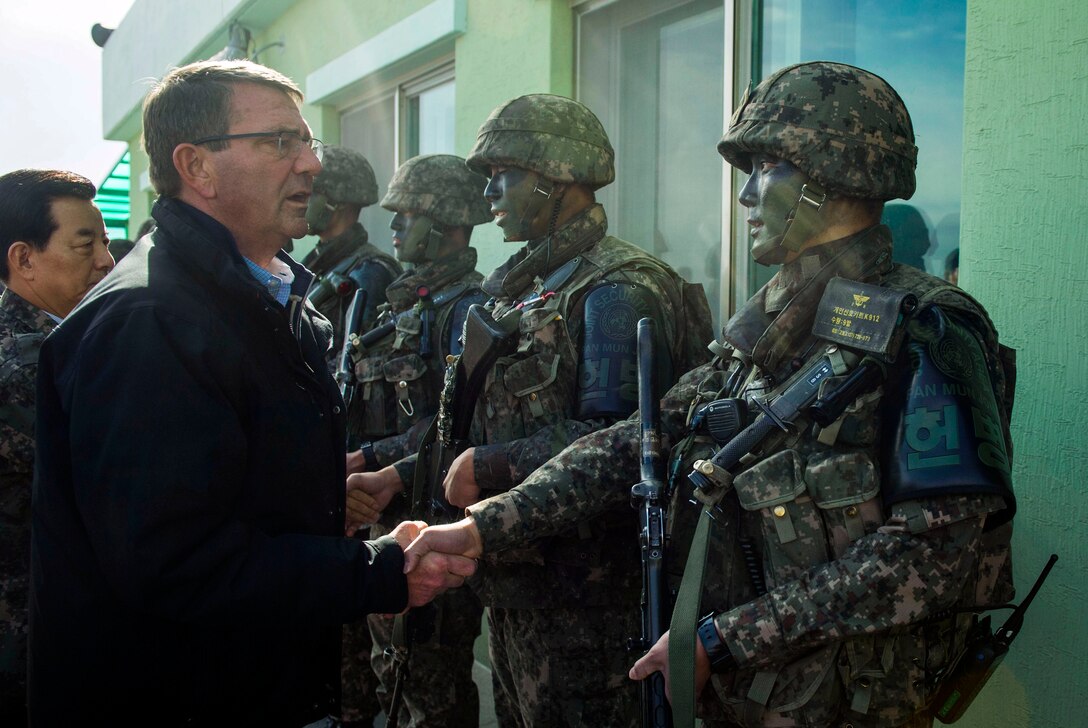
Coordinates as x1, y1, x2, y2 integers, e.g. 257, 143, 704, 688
141, 60, 303, 197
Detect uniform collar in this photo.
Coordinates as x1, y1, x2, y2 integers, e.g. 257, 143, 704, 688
482, 203, 608, 299
384, 247, 479, 313
0, 287, 57, 336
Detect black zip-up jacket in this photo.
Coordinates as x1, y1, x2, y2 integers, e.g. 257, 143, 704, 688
29, 198, 407, 726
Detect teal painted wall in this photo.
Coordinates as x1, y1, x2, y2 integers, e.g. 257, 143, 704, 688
959, 1, 1088, 726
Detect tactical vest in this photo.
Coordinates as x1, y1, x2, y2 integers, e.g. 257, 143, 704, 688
669, 264, 1015, 726
480, 235, 703, 444
352, 279, 482, 443
470, 235, 708, 609
307, 232, 402, 358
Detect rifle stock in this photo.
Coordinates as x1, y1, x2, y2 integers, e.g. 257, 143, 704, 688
631, 317, 673, 728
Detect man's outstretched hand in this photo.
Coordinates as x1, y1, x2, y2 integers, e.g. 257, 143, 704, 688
390, 520, 477, 608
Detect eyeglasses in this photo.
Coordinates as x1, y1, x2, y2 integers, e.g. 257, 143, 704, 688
190, 130, 325, 162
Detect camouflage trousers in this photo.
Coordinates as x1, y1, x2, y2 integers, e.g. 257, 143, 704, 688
487, 604, 640, 728
0, 571, 28, 728
700, 689, 937, 728
367, 586, 482, 727
341, 618, 382, 724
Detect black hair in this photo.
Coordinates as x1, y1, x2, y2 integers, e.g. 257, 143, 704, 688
0, 169, 96, 281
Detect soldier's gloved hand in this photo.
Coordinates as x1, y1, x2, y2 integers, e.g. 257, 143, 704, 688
628, 629, 711, 701
345, 466, 405, 534
403, 517, 484, 573
443, 448, 481, 508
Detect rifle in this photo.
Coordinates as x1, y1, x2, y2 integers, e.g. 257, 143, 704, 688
687, 347, 884, 495
670, 345, 887, 726
414, 303, 521, 518
336, 289, 368, 406
385, 303, 521, 727
307, 269, 356, 312
354, 282, 471, 353
630, 318, 673, 728
932, 554, 1058, 723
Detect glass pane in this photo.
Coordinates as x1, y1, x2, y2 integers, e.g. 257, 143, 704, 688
579, 0, 726, 328
340, 94, 397, 255
755, 0, 966, 281
412, 79, 456, 156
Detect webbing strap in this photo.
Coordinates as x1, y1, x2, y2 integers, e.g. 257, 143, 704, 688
668, 503, 716, 728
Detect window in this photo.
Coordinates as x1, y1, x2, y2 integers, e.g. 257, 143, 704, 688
339, 63, 456, 247
578, 0, 729, 328
578, 0, 968, 319
739, 0, 967, 294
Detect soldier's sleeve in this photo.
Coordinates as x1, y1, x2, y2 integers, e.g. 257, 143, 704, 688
391, 453, 418, 492
370, 416, 434, 468
710, 493, 1006, 670
467, 362, 710, 553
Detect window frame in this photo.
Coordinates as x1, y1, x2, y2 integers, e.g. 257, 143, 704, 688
336, 56, 456, 168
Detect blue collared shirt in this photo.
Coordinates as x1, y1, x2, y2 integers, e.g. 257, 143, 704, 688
244, 256, 295, 307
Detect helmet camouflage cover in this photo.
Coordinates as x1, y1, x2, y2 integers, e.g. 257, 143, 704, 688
718, 61, 917, 200
380, 154, 492, 227
312, 145, 379, 206
466, 94, 615, 190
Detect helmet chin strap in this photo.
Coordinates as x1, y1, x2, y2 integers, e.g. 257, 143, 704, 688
398, 215, 445, 264
424, 225, 445, 260
752, 180, 828, 265
305, 193, 337, 236
505, 175, 556, 242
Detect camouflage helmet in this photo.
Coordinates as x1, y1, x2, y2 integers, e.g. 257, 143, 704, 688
380, 154, 491, 227
718, 62, 917, 200
312, 145, 379, 206
466, 94, 615, 190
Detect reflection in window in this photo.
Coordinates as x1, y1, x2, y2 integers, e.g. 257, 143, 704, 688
756, 0, 966, 279
338, 67, 456, 254
341, 95, 396, 249
579, 0, 726, 327
408, 80, 455, 158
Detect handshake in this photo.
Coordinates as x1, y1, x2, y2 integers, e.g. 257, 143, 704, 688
383, 519, 485, 608
355, 466, 487, 609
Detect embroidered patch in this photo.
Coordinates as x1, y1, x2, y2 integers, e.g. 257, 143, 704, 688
812, 277, 913, 360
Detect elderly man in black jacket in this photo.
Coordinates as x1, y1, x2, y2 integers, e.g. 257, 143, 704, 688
28, 60, 475, 726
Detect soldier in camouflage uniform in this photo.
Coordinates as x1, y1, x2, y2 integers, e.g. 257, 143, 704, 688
304, 146, 398, 726
403, 64, 1017, 727
347, 94, 714, 726
341, 154, 490, 727
0, 169, 113, 727
304, 145, 402, 361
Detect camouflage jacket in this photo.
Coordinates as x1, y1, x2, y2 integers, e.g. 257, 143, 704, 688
471, 226, 1015, 725
349, 246, 484, 474
0, 289, 55, 680
302, 222, 402, 360
419, 203, 714, 608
